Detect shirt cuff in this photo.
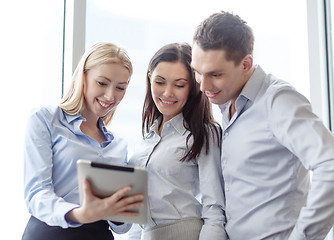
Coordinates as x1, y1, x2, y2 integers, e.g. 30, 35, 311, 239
61, 204, 82, 228
288, 227, 306, 240
107, 221, 132, 234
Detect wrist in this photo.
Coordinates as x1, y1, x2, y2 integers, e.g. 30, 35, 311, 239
65, 207, 83, 224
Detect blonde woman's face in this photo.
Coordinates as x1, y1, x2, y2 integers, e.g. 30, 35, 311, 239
82, 63, 130, 121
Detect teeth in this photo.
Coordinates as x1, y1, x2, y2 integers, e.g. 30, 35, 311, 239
98, 99, 112, 108
161, 99, 174, 104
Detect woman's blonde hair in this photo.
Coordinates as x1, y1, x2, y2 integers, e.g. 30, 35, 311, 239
59, 42, 133, 125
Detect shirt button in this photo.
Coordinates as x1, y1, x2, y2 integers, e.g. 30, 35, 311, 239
97, 153, 102, 157
226, 186, 229, 192
166, 123, 170, 127
227, 216, 231, 220
224, 132, 229, 136
172, 131, 175, 135
223, 160, 227, 165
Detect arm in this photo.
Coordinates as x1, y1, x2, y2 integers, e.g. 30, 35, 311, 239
66, 178, 142, 233
198, 127, 228, 240
24, 108, 144, 229
269, 89, 334, 239
24, 109, 79, 228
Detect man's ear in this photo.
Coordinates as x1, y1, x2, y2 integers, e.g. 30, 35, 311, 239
242, 54, 253, 72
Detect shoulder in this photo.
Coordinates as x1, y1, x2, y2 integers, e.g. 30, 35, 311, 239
252, 66, 296, 99
253, 72, 303, 111
266, 75, 294, 93
259, 76, 312, 125
29, 105, 60, 119
25, 105, 62, 138
264, 76, 309, 106
26, 106, 67, 134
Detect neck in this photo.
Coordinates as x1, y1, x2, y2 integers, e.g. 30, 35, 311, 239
80, 108, 99, 128
229, 67, 255, 119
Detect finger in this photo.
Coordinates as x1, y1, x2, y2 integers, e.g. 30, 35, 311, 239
109, 186, 133, 202
114, 210, 140, 217
83, 178, 94, 200
112, 195, 144, 212
112, 201, 144, 216
120, 193, 144, 205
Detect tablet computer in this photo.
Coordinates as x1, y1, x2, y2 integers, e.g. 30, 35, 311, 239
77, 159, 148, 224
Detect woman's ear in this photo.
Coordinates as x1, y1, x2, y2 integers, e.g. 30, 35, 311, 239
82, 72, 87, 92
147, 72, 153, 84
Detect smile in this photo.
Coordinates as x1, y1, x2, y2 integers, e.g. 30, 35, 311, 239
160, 99, 176, 105
97, 99, 113, 109
205, 91, 221, 99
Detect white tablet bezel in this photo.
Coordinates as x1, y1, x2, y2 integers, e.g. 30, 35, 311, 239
77, 159, 148, 224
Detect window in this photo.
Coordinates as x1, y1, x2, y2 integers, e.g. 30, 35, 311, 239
84, 1, 312, 239
85, 0, 310, 151
325, 0, 334, 130
0, 1, 64, 239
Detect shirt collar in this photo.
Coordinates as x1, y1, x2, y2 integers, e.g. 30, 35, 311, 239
218, 65, 266, 113
149, 117, 160, 135
63, 111, 114, 141
148, 113, 187, 137
239, 65, 266, 102
64, 111, 85, 124
167, 113, 187, 135
98, 118, 114, 141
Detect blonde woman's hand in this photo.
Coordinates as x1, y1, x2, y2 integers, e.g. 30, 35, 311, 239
66, 178, 144, 224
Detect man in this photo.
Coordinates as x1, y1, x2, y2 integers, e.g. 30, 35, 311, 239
191, 11, 334, 240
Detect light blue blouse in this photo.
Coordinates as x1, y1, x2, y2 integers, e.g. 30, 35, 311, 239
220, 65, 334, 240
24, 105, 131, 233
128, 113, 227, 239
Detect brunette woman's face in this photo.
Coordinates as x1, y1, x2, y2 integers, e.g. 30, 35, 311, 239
149, 61, 190, 123
82, 63, 130, 121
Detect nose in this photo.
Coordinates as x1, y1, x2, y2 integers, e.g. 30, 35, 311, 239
198, 75, 212, 92
163, 84, 174, 98
104, 87, 115, 101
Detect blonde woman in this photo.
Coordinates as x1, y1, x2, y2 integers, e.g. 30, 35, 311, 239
22, 42, 143, 240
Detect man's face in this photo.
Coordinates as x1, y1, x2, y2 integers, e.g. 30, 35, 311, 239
191, 43, 248, 106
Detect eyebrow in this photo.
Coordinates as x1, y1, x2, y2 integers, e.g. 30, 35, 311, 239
154, 75, 188, 82
192, 68, 222, 75
98, 76, 129, 85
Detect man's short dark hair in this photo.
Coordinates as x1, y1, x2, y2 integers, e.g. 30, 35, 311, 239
193, 11, 254, 66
